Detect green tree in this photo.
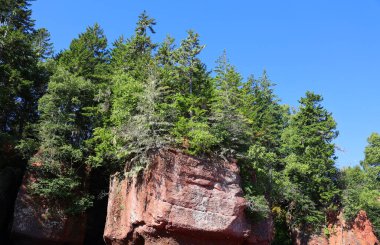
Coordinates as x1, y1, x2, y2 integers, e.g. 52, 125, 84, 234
89, 12, 158, 168
0, 0, 51, 165
280, 91, 340, 229
342, 165, 380, 236
342, 132, 380, 236
237, 72, 287, 236
170, 31, 215, 154
361, 132, 380, 168
116, 71, 172, 169
110, 11, 156, 80
24, 24, 110, 213
211, 51, 248, 154
58, 23, 109, 81
29, 67, 95, 213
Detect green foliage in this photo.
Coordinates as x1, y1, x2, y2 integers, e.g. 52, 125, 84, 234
58, 23, 109, 81
342, 134, 380, 236
245, 195, 270, 222
172, 117, 219, 155
361, 132, 380, 168
115, 72, 172, 166
0, 0, 51, 151
211, 51, 249, 153
280, 91, 340, 230
27, 67, 95, 213
7, 10, 378, 242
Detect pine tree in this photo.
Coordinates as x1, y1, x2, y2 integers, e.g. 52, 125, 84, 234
0, 0, 51, 165
88, 13, 158, 168
58, 23, 109, 81
30, 67, 95, 213
169, 31, 216, 154
25, 24, 110, 213
280, 91, 340, 229
361, 132, 380, 168
117, 71, 171, 169
238, 71, 287, 227
110, 11, 156, 80
211, 51, 248, 154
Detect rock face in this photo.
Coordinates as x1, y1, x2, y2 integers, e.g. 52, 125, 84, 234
0, 166, 24, 244
294, 211, 379, 245
103, 149, 273, 245
11, 173, 86, 245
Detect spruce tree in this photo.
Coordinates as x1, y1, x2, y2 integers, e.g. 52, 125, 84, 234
170, 31, 215, 154
211, 51, 248, 154
110, 11, 156, 80
0, 0, 51, 165
280, 91, 340, 229
361, 132, 380, 168
26, 24, 110, 213
30, 67, 95, 213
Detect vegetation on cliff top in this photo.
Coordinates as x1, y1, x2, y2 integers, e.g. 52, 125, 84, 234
1, 0, 379, 240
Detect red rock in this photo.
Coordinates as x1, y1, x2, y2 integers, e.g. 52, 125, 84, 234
103, 149, 273, 245
11, 173, 86, 245
293, 211, 379, 245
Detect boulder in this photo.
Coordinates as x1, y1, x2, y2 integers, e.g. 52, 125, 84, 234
103, 149, 273, 245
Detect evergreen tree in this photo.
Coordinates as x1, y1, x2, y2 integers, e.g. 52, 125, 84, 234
0, 0, 51, 165
29, 67, 95, 213
238, 71, 287, 233
116, 71, 171, 170
280, 91, 340, 229
58, 23, 109, 81
361, 132, 380, 168
170, 31, 215, 154
341, 132, 380, 236
110, 11, 156, 80
89, 12, 157, 168
25, 24, 110, 213
211, 51, 248, 154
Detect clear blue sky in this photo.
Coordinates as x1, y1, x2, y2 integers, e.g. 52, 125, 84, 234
31, 0, 380, 168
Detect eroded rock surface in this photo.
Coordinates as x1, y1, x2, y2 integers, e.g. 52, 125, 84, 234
11, 173, 86, 245
294, 210, 379, 245
103, 149, 272, 245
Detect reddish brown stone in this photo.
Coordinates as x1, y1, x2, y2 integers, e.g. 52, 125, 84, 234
103, 149, 273, 245
11, 173, 86, 245
294, 211, 379, 245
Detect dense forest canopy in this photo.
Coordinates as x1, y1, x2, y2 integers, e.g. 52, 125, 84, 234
1, 1, 379, 242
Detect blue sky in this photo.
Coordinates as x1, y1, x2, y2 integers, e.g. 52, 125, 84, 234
31, 0, 380, 168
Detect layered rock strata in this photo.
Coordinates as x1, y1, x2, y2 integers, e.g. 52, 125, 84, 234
103, 149, 273, 245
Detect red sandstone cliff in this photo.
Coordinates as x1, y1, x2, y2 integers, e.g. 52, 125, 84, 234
103, 149, 273, 245
11, 172, 86, 245
294, 210, 379, 245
